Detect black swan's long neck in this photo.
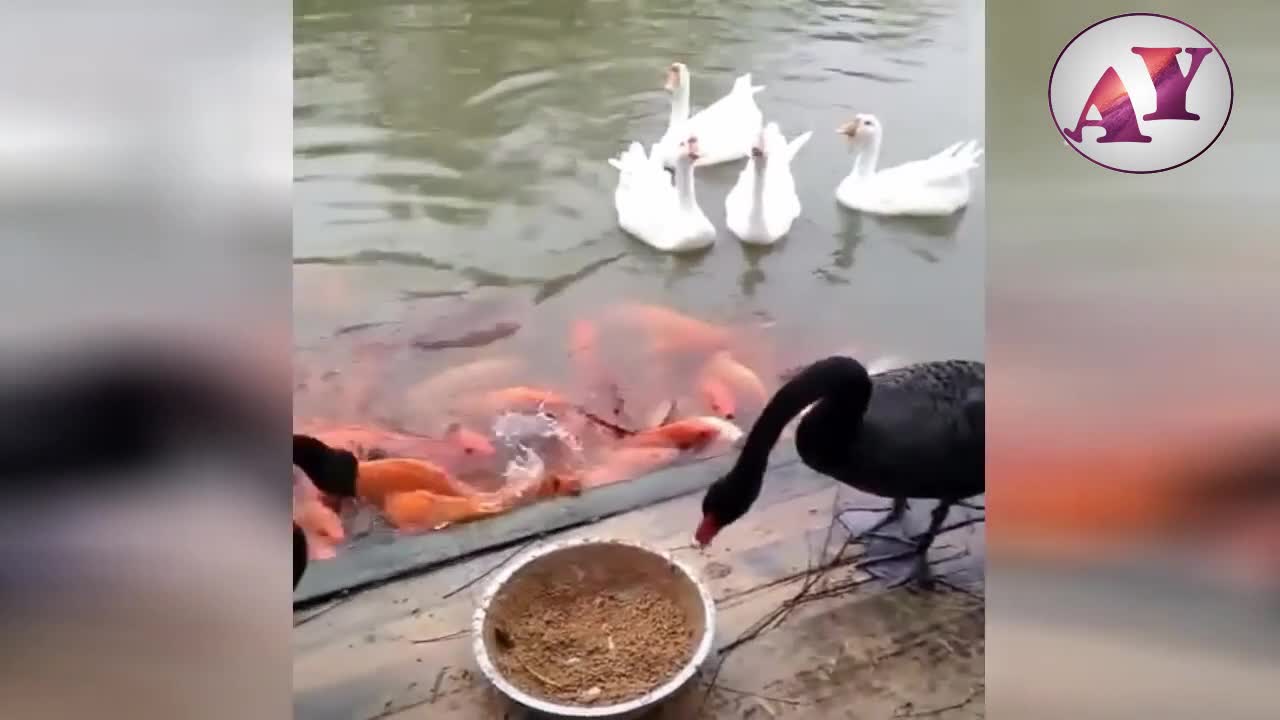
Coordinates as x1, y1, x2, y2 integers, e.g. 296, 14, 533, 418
729, 356, 872, 487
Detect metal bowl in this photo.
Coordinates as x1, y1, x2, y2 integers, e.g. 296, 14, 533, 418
472, 537, 717, 719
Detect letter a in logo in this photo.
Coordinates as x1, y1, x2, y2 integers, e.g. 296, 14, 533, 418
1061, 66, 1153, 144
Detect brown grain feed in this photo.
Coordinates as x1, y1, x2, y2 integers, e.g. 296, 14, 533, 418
490, 582, 696, 705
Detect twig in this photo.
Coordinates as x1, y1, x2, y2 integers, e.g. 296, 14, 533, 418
427, 665, 450, 705
574, 405, 637, 438
893, 685, 983, 717
411, 629, 469, 645
700, 494, 852, 717
441, 536, 541, 600
698, 496, 979, 718
865, 517, 986, 548
930, 572, 985, 601
699, 681, 811, 706
714, 547, 866, 606
293, 595, 352, 627
933, 516, 986, 536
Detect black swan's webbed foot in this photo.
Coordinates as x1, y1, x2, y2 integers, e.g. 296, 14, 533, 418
837, 497, 908, 540
884, 553, 936, 591
862, 500, 957, 591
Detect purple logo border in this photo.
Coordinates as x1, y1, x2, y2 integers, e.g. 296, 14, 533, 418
1048, 12, 1234, 174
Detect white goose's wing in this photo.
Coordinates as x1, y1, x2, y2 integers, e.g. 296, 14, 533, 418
687, 72, 763, 130
907, 140, 983, 187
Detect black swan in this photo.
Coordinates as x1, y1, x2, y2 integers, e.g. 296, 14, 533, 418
695, 355, 983, 586
293, 434, 359, 589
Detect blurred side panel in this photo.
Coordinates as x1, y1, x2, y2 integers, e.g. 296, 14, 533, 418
987, 0, 1279, 718
0, 1, 291, 718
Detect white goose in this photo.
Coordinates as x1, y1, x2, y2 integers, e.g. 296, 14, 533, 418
653, 62, 764, 168
608, 136, 715, 253
724, 122, 812, 245
835, 113, 982, 216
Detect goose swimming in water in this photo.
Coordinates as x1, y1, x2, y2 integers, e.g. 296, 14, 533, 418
695, 356, 984, 587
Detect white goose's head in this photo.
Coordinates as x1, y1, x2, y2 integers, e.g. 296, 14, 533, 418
665, 62, 690, 94
751, 126, 768, 161
838, 113, 882, 148
677, 135, 701, 165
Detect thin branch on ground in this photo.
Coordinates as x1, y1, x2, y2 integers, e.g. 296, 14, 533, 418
441, 536, 541, 600
293, 595, 353, 627
893, 685, 983, 717
698, 494, 985, 717
427, 665, 450, 705
698, 680, 811, 706
932, 516, 986, 536
929, 572, 985, 601
410, 629, 469, 645
700, 491, 849, 716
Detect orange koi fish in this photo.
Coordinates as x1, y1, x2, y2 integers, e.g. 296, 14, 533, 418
382, 489, 511, 532
620, 416, 741, 453
569, 318, 600, 365
606, 303, 732, 355
461, 385, 573, 418
296, 422, 496, 474
485, 385, 570, 409
697, 350, 769, 420
569, 318, 624, 411
541, 472, 584, 498
698, 376, 737, 420
356, 457, 482, 506
639, 398, 678, 429
443, 422, 497, 457
406, 356, 524, 410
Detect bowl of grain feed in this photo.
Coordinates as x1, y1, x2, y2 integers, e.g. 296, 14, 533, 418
472, 536, 716, 718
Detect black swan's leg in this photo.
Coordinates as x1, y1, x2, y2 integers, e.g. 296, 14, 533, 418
901, 500, 956, 589
915, 500, 955, 553
837, 497, 908, 540
865, 500, 956, 590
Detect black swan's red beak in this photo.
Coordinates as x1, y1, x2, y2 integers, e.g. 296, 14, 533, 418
694, 514, 721, 547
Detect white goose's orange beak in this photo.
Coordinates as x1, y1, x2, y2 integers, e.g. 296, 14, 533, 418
664, 64, 680, 91
837, 120, 858, 138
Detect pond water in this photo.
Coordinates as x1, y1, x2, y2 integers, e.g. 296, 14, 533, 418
292, 0, 984, 537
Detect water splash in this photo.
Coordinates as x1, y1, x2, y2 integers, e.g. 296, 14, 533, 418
492, 408, 583, 453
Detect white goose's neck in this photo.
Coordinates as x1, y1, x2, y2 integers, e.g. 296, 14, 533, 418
668, 83, 691, 129
675, 161, 698, 212
748, 158, 769, 226
850, 134, 882, 179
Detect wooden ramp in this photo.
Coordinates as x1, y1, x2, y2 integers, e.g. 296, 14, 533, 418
293, 458, 986, 719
